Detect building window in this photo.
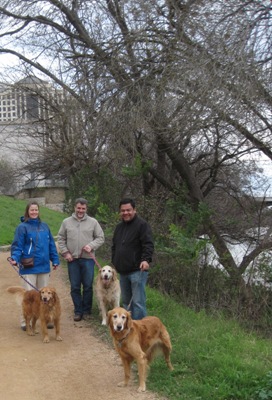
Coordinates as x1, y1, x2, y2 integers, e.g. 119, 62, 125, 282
26, 93, 39, 119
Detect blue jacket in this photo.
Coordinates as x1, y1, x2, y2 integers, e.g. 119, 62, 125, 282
11, 217, 59, 275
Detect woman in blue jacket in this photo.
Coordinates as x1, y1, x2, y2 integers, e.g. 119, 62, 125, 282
10, 201, 59, 330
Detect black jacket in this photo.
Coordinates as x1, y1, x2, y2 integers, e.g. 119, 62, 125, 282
111, 214, 154, 274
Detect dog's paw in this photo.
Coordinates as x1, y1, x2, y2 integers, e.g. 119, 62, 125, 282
27, 331, 35, 336
117, 381, 128, 387
101, 319, 107, 325
137, 385, 146, 393
56, 336, 63, 341
168, 363, 174, 371
43, 337, 50, 343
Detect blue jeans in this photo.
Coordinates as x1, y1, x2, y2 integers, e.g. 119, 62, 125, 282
120, 270, 148, 320
68, 258, 95, 316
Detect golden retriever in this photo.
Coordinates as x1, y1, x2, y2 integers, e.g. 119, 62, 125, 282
107, 307, 173, 392
94, 265, 121, 325
7, 286, 62, 343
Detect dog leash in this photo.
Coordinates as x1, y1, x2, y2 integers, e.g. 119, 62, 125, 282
7, 257, 39, 292
78, 248, 102, 270
89, 253, 102, 270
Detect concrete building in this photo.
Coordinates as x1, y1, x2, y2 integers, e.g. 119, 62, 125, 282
0, 76, 66, 210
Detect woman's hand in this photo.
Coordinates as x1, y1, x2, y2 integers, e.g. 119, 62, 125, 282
8, 257, 17, 266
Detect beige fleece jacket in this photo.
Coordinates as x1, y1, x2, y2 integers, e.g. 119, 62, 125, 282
57, 213, 105, 258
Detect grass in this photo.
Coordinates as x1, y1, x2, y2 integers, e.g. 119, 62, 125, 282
0, 195, 68, 244
145, 290, 272, 399
1, 195, 272, 399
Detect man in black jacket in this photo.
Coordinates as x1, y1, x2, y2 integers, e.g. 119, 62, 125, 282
111, 198, 154, 320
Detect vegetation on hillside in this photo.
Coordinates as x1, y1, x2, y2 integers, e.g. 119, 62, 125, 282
0, 196, 68, 245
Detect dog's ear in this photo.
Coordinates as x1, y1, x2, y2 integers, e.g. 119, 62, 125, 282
112, 268, 117, 281
107, 309, 113, 326
126, 310, 132, 330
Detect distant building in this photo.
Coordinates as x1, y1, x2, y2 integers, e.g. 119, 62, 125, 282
0, 76, 66, 209
0, 76, 56, 122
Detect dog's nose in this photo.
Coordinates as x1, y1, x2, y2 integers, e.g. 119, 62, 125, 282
116, 325, 123, 331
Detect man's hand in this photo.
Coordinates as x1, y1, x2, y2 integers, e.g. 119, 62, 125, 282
140, 261, 149, 271
62, 252, 74, 262
82, 245, 92, 253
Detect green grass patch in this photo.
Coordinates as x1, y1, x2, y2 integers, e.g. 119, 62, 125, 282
0, 195, 68, 244
145, 290, 272, 399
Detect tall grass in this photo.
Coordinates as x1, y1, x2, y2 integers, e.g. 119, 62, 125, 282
1, 195, 271, 399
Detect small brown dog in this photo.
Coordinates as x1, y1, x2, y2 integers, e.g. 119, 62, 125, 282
7, 286, 62, 343
94, 265, 121, 325
107, 307, 173, 392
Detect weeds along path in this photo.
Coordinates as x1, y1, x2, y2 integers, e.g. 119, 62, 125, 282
0, 250, 164, 400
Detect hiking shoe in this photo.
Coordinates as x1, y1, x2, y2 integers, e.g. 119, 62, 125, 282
21, 325, 26, 331
74, 314, 82, 322
47, 323, 54, 329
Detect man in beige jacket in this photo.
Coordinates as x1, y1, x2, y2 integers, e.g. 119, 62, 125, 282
58, 198, 105, 321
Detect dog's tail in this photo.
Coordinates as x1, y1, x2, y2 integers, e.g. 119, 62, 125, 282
7, 286, 26, 306
7, 286, 26, 295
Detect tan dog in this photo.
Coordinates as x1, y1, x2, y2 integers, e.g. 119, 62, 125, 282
107, 307, 173, 392
94, 265, 121, 325
7, 286, 62, 343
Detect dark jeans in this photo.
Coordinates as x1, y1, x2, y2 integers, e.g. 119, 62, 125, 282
119, 270, 148, 320
68, 258, 95, 316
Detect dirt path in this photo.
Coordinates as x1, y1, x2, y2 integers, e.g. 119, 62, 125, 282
0, 251, 165, 400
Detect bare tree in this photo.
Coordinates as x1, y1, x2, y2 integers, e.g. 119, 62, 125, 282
0, 158, 17, 193
0, 0, 271, 286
